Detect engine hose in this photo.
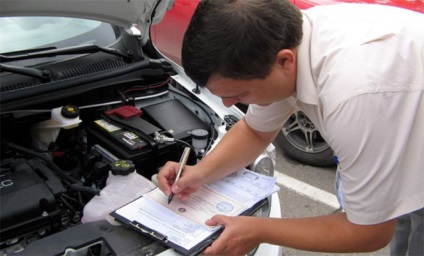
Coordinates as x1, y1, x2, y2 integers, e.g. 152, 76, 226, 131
70, 184, 100, 196
2, 139, 99, 195
3, 140, 81, 183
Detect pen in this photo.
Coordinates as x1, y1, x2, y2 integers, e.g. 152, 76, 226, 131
168, 147, 191, 204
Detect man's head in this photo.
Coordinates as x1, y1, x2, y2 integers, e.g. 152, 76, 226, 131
182, 0, 303, 89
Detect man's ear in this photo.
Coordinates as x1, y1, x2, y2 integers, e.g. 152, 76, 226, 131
276, 49, 296, 73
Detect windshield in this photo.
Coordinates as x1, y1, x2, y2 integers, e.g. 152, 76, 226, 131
0, 17, 120, 54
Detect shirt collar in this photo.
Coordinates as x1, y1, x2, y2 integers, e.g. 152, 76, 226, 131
296, 13, 319, 105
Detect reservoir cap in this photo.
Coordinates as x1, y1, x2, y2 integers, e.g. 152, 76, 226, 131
111, 160, 136, 176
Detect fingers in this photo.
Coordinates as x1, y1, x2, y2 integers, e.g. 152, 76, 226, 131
202, 215, 225, 255
205, 215, 227, 227
202, 215, 228, 255
203, 216, 257, 255
158, 162, 200, 198
157, 161, 180, 196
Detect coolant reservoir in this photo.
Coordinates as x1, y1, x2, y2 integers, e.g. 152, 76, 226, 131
31, 105, 82, 150
81, 160, 156, 225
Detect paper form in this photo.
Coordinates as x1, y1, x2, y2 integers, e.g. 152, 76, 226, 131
113, 168, 279, 251
206, 169, 279, 208
145, 186, 246, 227
114, 195, 216, 250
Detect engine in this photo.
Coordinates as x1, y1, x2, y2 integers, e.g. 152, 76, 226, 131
1, 158, 66, 244
0, 79, 231, 254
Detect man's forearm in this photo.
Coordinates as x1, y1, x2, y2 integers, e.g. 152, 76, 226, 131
197, 118, 279, 184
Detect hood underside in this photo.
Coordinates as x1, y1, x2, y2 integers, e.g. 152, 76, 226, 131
0, 0, 174, 29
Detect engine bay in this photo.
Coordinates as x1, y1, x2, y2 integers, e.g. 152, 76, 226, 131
0, 71, 236, 255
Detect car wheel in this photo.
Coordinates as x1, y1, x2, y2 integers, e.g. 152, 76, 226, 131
280, 111, 335, 166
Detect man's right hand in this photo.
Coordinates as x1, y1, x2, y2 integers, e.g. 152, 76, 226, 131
157, 161, 204, 201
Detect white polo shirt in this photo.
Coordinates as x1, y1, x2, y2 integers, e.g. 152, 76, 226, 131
246, 4, 424, 225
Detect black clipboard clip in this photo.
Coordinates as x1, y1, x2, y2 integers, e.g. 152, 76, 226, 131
130, 221, 168, 243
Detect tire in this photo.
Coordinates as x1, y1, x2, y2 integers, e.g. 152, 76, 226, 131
280, 111, 336, 167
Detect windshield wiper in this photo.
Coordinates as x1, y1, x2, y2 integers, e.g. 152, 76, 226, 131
0, 63, 51, 81
0, 44, 134, 62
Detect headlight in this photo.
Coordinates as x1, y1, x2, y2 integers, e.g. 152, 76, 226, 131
250, 154, 274, 177
247, 145, 276, 256
248, 151, 274, 218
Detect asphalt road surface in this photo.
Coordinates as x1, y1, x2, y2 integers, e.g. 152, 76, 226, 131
272, 133, 389, 256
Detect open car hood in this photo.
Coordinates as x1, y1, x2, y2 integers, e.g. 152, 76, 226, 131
0, 0, 174, 31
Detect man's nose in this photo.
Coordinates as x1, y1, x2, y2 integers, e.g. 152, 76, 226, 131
221, 97, 239, 107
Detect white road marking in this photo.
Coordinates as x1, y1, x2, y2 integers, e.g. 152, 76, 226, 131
274, 172, 340, 209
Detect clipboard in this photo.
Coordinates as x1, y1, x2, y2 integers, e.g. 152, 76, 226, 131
109, 168, 279, 255
110, 197, 268, 256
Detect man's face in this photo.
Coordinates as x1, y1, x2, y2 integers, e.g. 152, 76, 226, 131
206, 63, 296, 107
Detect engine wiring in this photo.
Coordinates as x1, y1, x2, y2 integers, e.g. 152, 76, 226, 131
118, 77, 217, 155
166, 85, 217, 154
153, 131, 198, 160
2, 139, 100, 196
123, 76, 171, 94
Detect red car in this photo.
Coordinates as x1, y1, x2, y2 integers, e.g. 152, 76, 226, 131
151, 0, 424, 166
152, 0, 424, 65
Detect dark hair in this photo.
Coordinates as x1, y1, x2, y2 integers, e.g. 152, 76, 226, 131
182, 0, 303, 87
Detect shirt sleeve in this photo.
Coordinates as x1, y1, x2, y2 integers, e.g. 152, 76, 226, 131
245, 97, 296, 132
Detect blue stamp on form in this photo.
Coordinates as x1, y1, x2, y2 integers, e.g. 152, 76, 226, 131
216, 202, 234, 213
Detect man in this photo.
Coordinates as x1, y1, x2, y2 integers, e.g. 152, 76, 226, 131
157, 0, 424, 255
